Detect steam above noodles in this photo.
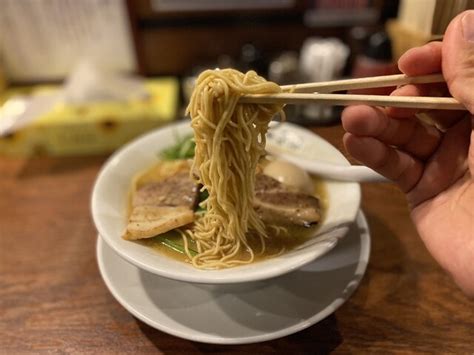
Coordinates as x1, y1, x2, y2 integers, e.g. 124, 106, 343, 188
185, 69, 284, 268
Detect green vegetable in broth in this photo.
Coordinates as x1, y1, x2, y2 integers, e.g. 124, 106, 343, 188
161, 237, 197, 256
145, 231, 198, 257
160, 135, 195, 160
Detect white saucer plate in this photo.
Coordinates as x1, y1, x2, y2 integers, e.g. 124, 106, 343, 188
97, 211, 370, 345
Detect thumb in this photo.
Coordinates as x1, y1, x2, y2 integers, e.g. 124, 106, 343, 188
443, 10, 474, 175
443, 10, 474, 113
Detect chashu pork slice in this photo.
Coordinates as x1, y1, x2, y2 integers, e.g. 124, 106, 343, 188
254, 174, 321, 227
132, 171, 198, 209
124, 170, 198, 240
124, 206, 194, 240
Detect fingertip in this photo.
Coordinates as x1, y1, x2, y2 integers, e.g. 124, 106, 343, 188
342, 105, 385, 136
398, 46, 419, 71
341, 106, 364, 134
343, 133, 368, 162
398, 42, 442, 75
386, 84, 425, 118
342, 132, 361, 161
341, 106, 361, 132
343, 134, 386, 166
344, 135, 424, 194
342, 132, 353, 150
442, 10, 474, 113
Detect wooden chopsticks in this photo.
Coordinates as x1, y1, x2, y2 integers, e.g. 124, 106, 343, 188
279, 73, 444, 93
239, 74, 466, 111
240, 92, 464, 110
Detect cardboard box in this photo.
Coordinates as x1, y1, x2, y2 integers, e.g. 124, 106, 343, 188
0, 78, 179, 156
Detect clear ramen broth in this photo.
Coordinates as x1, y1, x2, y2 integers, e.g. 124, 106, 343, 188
132, 159, 327, 265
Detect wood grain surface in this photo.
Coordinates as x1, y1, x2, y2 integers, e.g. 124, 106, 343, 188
1, 125, 473, 354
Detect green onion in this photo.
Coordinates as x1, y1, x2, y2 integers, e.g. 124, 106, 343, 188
160, 135, 195, 160
198, 189, 209, 202
195, 188, 209, 213
161, 237, 197, 256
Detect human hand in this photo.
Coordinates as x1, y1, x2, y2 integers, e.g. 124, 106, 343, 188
341, 10, 474, 296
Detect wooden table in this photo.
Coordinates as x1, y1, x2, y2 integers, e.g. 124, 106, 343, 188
1, 125, 473, 354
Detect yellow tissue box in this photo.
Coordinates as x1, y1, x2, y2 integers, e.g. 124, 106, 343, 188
0, 78, 179, 156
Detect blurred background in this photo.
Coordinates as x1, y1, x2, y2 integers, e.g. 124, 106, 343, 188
0, 0, 472, 157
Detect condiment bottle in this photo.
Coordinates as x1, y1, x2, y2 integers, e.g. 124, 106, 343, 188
350, 31, 398, 95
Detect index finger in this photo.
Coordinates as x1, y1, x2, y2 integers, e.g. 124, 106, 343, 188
398, 41, 442, 76
393, 41, 466, 125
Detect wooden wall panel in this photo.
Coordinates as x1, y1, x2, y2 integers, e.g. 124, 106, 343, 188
139, 25, 336, 75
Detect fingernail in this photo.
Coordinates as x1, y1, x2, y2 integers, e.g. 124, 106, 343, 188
462, 11, 474, 42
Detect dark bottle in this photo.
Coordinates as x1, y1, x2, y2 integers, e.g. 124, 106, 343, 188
350, 31, 398, 95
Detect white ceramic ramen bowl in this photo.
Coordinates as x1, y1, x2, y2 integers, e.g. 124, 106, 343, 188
91, 120, 361, 284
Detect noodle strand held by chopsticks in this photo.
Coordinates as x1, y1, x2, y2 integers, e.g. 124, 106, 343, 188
185, 69, 284, 269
